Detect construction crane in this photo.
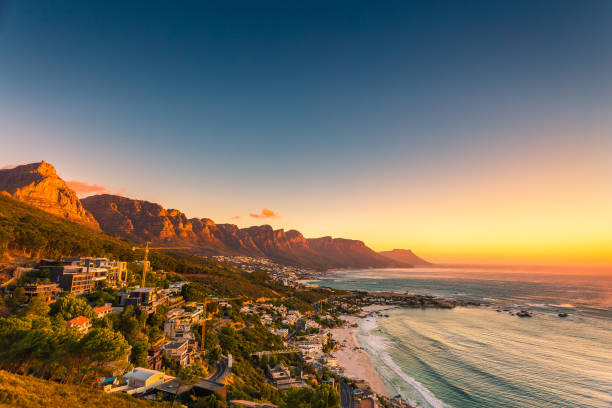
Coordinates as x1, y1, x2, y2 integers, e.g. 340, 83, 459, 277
200, 295, 244, 352
132, 242, 189, 288
316, 299, 325, 314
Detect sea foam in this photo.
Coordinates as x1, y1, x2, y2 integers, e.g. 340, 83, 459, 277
359, 314, 450, 408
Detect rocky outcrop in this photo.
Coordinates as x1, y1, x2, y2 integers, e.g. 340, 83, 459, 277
308, 236, 400, 269
82, 194, 409, 270
0, 162, 100, 230
378, 249, 431, 266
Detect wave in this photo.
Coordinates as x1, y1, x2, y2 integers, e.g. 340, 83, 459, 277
378, 350, 452, 408
358, 316, 452, 408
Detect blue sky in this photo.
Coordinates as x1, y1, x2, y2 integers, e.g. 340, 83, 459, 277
1, 1, 611, 264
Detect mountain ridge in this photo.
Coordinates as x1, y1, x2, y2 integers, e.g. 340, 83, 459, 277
0, 161, 100, 230
82, 193, 405, 270
0, 161, 426, 270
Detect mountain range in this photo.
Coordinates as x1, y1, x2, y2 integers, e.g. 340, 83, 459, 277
0, 161, 430, 270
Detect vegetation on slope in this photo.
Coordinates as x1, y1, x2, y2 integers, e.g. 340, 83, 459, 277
0, 193, 134, 261
0, 196, 344, 407
0, 369, 170, 408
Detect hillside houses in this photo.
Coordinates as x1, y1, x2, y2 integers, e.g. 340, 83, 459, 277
66, 316, 91, 333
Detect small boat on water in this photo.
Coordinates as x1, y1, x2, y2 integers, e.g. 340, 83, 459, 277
558, 313, 569, 317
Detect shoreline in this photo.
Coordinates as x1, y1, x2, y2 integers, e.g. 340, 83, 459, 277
330, 305, 397, 398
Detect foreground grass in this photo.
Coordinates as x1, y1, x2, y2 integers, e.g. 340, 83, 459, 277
0, 370, 170, 408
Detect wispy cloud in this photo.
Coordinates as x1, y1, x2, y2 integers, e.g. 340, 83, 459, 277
231, 215, 241, 220
66, 180, 109, 196
250, 208, 280, 219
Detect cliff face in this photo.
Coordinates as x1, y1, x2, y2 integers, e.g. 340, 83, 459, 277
307, 236, 399, 269
378, 249, 432, 266
82, 194, 407, 270
0, 162, 100, 230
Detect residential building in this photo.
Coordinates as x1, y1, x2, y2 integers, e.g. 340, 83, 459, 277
66, 316, 91, 333
22, 283, 61, 303
57, 257, 126, 288
168, 281, 188, 292
162, 340, 190, 366
59, 271, 93, 295
266, 364, 306, 391
274, 328, 289, 338
304, 320, 320, 330
40, 259, 92, 295
93, 304, 112, 319
164, 319, 191, 340
116, 287, 164, 312
123, 367, 166, 388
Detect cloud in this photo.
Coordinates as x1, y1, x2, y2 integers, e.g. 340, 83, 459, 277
250, 208, 280, 219
231, 215, 241, 220
66, 180, 109, 196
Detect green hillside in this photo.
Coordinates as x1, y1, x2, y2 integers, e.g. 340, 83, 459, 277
0, 370, 170, 408
0, 193, 135, 261
0, 194, 283, 299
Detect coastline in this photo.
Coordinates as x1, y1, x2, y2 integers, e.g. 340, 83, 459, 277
330, 305, 397, 398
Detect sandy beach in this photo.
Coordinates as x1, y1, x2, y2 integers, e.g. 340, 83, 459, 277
330, 305, 396, 397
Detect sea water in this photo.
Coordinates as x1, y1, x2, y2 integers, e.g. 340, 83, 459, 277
312, 267, 612, 408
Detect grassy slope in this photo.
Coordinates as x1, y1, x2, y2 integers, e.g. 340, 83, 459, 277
0, 370, 170, 408
0, 193, 135, 261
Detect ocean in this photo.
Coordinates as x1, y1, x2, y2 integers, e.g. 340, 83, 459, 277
311, 267, 612, 408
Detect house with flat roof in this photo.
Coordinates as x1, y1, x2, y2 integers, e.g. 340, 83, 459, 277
162, 340, 191, 366
123, 367, 166, 389
22, 283, 61, 303
266, 364, 306, 391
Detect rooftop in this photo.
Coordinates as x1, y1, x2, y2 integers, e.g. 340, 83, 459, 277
193, 379, 225, 392
125, 367, 165, 382
67, 316, 90, 326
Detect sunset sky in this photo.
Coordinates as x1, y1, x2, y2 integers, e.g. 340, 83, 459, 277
1, 1, 611, 267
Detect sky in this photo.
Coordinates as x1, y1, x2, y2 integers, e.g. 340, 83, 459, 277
1, 1, 611, 267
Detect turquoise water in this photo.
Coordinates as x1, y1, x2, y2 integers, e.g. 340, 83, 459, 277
312, 267, 612, 408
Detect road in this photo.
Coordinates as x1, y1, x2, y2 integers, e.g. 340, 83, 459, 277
207, 355, 231, 383
340, 380, 352, 408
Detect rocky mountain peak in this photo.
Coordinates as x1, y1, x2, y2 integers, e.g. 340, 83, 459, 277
0, 161, 100, 230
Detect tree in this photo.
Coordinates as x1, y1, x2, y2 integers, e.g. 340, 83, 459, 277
312, 384, 340, 408
19, 296, 50, 318
170, 364, 207, 408
7, 287, 28, 312
219, 327, 237, 353
207, 346, 222, 364
78, 328, 130, 383
283, 387, 315, 408
199, 394, 227, 408
130, 339, 150, 367
50, 293, 94, 321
